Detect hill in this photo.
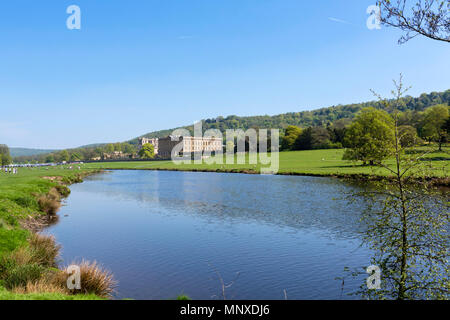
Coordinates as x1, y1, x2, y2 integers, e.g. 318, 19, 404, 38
130, 90, 450, 144
10, 147, 59, 157
77, 143, 108, 149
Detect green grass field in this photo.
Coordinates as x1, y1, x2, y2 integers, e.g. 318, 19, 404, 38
82, 148, 449, 179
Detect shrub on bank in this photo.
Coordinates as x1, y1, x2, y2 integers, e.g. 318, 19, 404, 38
54, 185, 71, 198
28, 233, 61, 268
54, 261, 116, 298
12, 277, 68, 295
2, 263, 46, 290
0, 238, 115, 298
0, 234, 60, 290
37, 188, 61, 216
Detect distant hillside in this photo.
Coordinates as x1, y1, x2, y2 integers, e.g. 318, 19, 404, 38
77, 143, 107, 149
10, 148, 59, 157
130, 89, 450, 144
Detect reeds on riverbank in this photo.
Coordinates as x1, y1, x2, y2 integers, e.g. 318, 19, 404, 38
37, 188, 61, 216
54, 261, 116, 298
0, 233, 116, 298
0, 168, 113, 300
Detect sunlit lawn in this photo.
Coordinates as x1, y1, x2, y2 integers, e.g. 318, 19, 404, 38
81, 148, 449, 178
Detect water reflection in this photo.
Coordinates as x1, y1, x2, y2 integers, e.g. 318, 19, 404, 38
79, 171, 368, 239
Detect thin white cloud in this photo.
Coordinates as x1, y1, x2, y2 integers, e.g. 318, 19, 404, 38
328, 17, 352, 25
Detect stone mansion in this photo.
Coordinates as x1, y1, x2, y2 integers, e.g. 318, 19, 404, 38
139, 136, 223, 159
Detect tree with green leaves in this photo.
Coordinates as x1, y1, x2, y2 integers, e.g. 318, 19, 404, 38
343, 107, 395, 165
57, 150, 70, 163
123, 143, 137, 154
442, 116, 450, 143
105, 144, 115, 153
347, 76, 449, 300
0, 144, 12, 166
45, 155, 55, 164
420, 104, 449, 150
294, 127, 334, 150
398, 125, 421, 147
309, 127, 332, 149
281, 126, 302, 150
138, 143, 155, 159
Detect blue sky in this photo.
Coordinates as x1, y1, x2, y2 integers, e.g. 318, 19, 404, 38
0, 0, 449, 149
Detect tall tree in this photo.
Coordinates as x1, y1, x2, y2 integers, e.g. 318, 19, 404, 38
281, 126, 302, 150
377, 0, 450, 44
45, 155, 55, 164
295, 127, 313, 150
343, 108, 396, 165
105, 144, 115, 153
443, 116, 450, 136
0, 144, 12, 166
348, 76, 449, 299
309, 127, 331, 149
58, 150, 70, 163
398, 125, 421, 147
421, 104, 449, 150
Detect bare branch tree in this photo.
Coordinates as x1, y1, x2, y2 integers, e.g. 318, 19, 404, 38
377, 0, 450, 43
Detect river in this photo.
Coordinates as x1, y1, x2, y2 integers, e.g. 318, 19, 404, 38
47, 170, 373, 300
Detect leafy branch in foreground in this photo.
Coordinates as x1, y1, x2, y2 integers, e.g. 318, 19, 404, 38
377, 0, 450, 44
350, 75, 449, 300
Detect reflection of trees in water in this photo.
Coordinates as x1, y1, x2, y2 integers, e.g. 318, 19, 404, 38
76, 170, 371, 240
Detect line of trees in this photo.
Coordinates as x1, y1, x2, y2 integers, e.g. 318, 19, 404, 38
14, 142, 138, 164
280, 103, 449, 161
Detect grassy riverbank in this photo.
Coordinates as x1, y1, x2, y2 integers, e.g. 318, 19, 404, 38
0, 167, 112, 300
0, 286, 104, 300
83, 148, 449, 184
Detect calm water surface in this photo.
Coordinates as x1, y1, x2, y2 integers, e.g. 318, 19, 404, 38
47, 170, 373, 300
